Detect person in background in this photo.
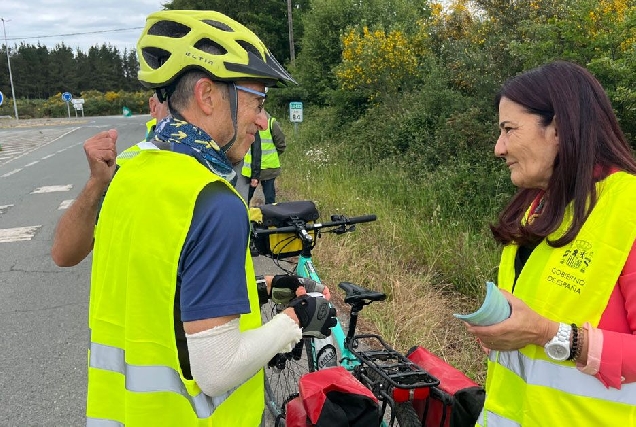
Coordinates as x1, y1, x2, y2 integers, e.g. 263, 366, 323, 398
242, 109, 285, 204
76, 10, 336, 426
145, 92, 170, 140
464, 60, 636, 426
241, 131, 262, 205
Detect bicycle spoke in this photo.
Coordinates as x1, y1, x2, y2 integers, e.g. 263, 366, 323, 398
261, 301, 315, 422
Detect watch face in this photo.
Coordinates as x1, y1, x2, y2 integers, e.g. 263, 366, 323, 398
547, 343, 569, 361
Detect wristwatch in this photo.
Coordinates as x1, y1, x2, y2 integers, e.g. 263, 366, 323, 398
544, 322, 572, 361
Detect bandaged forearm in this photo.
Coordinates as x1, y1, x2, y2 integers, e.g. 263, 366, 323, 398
186, 313, 302, 397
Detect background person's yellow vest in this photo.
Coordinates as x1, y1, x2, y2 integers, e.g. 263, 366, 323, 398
87, 150, 263, 426
479, 172, 636, 426
242, 116, 279, 177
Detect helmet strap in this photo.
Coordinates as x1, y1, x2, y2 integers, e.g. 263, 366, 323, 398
155, 88, 168, 104
221, 83, 239, 154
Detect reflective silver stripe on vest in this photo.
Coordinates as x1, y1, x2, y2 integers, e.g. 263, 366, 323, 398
116, 151, 139, 160
87, 418, 124, 427
89, 342, 231, 418
477, 409, 520, 427
492, 350, 636, 405
261, 148, 277, 156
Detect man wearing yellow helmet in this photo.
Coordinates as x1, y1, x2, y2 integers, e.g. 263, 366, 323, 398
81, 10, 336, 426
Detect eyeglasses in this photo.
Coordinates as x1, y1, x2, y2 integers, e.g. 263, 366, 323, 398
235, 84, 267, 113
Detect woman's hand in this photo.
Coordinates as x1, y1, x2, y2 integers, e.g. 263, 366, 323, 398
464, 290, 556, 351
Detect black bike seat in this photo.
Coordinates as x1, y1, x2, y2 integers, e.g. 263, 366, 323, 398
338, 282, 386, 305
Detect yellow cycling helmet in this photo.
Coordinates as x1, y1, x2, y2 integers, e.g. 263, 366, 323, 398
137, 10, 296, 89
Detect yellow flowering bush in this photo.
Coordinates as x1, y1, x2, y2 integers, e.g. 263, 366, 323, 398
104, 91, 121, 102
335, 26, 422, 101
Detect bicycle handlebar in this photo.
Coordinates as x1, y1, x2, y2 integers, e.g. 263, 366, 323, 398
252, 214, 377, 236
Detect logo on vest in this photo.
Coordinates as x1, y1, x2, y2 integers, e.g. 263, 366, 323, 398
560, 240, 593, 273
547, 240, 593, 295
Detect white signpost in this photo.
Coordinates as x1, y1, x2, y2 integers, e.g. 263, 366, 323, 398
72, 98, 85, 117
289, 101, 303, 135
289, 101, 303, 123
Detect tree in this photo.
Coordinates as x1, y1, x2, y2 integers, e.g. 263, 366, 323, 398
163, 0, 299, 64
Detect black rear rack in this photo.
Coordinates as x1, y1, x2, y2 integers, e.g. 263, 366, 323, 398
348, 333, 440, 391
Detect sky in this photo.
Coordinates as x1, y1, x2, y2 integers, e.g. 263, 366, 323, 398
0, 0, 166, 54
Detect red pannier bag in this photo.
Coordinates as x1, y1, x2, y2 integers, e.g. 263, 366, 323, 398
285, 396, 313, 427
286, 366, 381, 427
406, 346, 485, 427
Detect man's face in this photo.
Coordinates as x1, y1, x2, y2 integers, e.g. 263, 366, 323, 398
149, 94, 169, 121
217, 81, 268, 165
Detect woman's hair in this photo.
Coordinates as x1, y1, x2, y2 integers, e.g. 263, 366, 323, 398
491, 60, 636, 247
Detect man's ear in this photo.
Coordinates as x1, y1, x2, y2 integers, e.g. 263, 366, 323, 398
194, 78, 216, 115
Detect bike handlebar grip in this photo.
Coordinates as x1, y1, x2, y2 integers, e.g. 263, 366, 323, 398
347, 214, 377, 224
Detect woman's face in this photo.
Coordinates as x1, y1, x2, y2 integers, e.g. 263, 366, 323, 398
495, 97, 559, 190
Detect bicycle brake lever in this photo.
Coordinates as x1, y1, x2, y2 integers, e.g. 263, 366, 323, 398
333, 224, 356, 235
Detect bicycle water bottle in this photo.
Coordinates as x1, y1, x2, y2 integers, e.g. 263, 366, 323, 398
308, 292, 338, 370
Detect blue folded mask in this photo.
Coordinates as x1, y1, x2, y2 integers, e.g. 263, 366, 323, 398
453, 282, 511, 326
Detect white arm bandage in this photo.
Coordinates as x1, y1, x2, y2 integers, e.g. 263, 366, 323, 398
186, 313, 302, 397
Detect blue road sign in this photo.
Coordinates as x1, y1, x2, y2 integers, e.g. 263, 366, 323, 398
0, 91, 3, 106
62, 92, 72, 102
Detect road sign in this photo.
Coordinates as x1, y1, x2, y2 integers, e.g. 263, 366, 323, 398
71, 98, 85, 105
61, 92, 72, 102
289, 101, 303, 123
0, 91, 3, 106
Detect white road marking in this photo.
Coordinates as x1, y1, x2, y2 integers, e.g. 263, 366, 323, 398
32, 185, 73, 194
41, 154, 55, 160
2, 168, 22, 177
58, 199, 74, 210
24, 161, 40, 167
0, 226, 41, 242
0, 127, 81, 168
0, 204, 14, 214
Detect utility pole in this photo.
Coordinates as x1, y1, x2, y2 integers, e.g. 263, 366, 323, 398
1, 17, 19, 120
286, 0, 295, 65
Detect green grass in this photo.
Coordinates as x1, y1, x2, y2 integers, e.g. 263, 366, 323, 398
275, 119, 507, 382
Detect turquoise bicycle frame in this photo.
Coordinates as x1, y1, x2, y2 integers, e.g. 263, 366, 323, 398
295, 255, 360, 371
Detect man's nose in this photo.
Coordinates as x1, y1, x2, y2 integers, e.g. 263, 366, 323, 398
256, 110, 268, 131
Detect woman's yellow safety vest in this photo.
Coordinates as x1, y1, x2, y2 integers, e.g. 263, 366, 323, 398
87, 150, 263, 426
478, 172, 636, 426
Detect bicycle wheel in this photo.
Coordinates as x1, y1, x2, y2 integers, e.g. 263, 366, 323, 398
392, 401, 422, 427
261, 301, 316, 425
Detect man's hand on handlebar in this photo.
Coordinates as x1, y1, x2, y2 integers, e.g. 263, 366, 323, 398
268, 274, 331, 304
286, 294, 337, 338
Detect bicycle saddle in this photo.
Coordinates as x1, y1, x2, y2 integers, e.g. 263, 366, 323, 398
338, 282, 386, 305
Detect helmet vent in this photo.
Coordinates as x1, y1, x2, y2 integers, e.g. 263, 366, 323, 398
237, 40, 262, 58
202, 20, 233, 32
193, 38, 227, 55
148, 20, 191, 38
142, 47, 171, 70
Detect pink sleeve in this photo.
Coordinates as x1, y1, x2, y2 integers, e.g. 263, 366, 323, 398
588, 239, 636, 388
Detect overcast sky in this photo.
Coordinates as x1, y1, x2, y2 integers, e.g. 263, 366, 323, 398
0, 0, 166, 54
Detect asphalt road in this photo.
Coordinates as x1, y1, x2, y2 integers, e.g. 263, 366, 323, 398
0, 116, 289, 426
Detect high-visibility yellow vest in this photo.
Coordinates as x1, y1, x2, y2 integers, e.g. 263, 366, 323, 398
478, 172, 636, 426
259, 117, 280, 170
242, 116, 279, 177
145, 118, 157, 140
87, 149, 263, 426
116, 141, 158, 166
